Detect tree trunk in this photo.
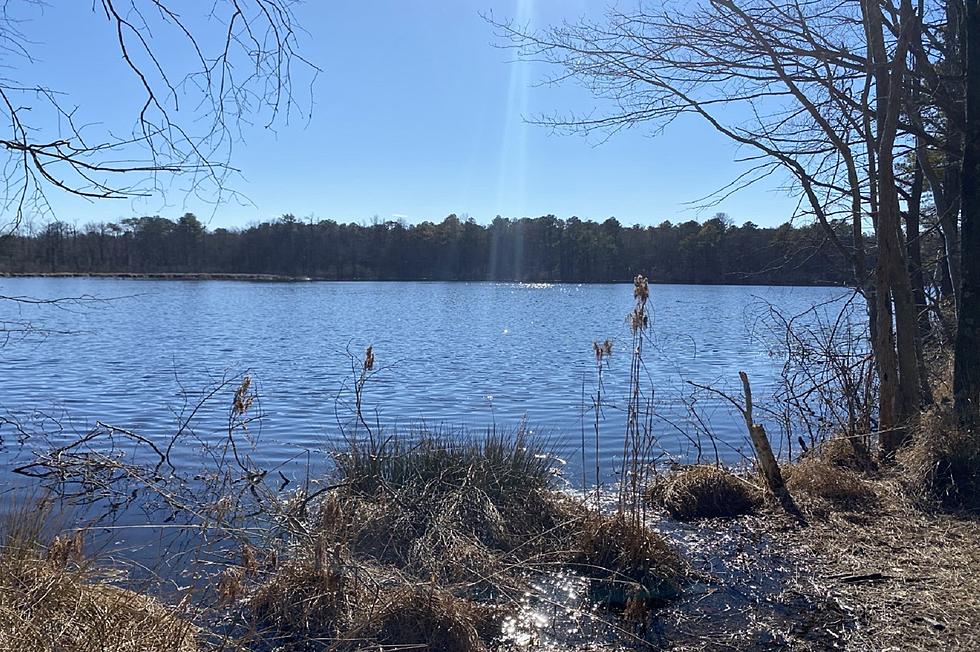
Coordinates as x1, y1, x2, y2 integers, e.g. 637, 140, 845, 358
907, 9, 932, 402
875, 256, 901, 454
864, 0, 921, 454
880, 185, 922, 426
944, 0, 966, 309
920, 147, 959, 301
942, 159, 963, 309
906, 153, 933, 405
937, 227, 957, 299
954, 0, 980, 430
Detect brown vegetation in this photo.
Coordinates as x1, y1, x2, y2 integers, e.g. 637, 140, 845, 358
901, 407, 980, 513
574, 512, 683, 607
347, 587, 488, 652
781, 487, 980, 651
0, 507, 197, 652
784, 459, 878, 513
648, 465, 761, 521
814, 436, 877, 474
655, 431, 979, 650
240, 432, 684, 649
659, 474, 980, 651
0, 562, 197, 652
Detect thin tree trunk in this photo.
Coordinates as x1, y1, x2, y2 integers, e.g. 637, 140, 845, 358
860, 0, 898, 444
907, 12, 933, 405
942, 158, 963, 309
944, 0, 966, 309
906, 152, 933, 405
954, 0, 980, 430
937, 229, 956, 299
918, 141, 958, 302
907, 156, 929, 337
875, 256, 901, 454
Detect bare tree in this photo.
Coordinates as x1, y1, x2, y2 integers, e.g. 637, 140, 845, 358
0, 1, 316, 232
492, 0, 938, 456
861, 0, 924, 454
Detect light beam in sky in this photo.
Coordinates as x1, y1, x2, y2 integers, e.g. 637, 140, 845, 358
495, 0, 534, 220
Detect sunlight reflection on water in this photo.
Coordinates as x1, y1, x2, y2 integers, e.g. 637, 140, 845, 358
0, 279, 860, 483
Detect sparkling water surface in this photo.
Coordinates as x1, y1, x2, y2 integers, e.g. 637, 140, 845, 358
0, 279, 857, 484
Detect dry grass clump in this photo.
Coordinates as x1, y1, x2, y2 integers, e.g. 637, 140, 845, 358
248, 548, 498, 651
573, 513, 684, 607
242, 431, 580, 648
784, 459, 877, 512
336, 429, 555, 496
0, 561, 198, 652
901, 407, 980, 512
327, 431, 582, 587
0, 512, 198, 652
345, 587, 488, 652
649, 465, 761, 521
243, 430, 685, 648
246, 539, 361, 644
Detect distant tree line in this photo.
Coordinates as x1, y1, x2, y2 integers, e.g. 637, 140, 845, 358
0, 212, 869, 285
0, 213, 872, 284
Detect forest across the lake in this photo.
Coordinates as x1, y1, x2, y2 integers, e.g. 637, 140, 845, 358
0, 213, 866, 285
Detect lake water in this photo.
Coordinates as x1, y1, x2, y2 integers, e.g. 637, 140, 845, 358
0, 279, 857, 487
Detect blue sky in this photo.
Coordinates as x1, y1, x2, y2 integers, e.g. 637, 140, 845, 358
23, 1, 800, 229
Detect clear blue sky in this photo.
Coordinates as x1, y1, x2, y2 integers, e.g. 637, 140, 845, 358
23, 0, 799, 229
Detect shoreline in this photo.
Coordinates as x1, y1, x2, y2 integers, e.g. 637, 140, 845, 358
0, 271, 849, 287
5, 431, 977, 650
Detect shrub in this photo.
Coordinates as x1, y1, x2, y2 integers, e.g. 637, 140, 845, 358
326, 430, 579, 587
248, 431, 686, 647
334, 429, 555, 501
247, 540, 360, 643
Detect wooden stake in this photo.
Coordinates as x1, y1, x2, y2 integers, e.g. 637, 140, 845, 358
739, 371, 806, 523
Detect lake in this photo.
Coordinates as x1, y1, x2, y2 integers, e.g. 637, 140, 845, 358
0, 278, 858, 487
